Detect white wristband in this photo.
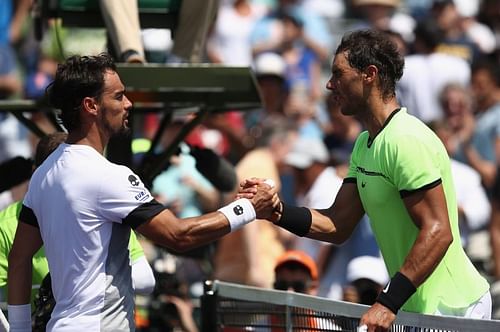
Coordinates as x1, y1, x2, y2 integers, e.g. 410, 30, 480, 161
218, 198, 256, 231
8, 304, 31, 332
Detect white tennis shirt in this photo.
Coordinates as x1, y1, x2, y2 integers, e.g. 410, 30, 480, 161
22, 143, 165, 331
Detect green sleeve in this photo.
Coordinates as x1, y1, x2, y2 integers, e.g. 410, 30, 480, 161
385, 135, 441, 191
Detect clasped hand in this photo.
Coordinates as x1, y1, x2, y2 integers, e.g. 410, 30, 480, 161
237, 177, 280, 220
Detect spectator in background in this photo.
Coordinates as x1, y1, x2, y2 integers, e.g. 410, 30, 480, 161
244, 52, 289, 146
250, 0, 330, 62
214, 117, 298, 289
322, 92, 362, 176
439, 83, 475, 154
273, 250, 319, 295
271, 250, 343, 330
99, 0, 146, 63
277, 12, 325, 141
453, 57, 500, 190
280, 12, 323, 104
284, 137, 343, 260
452, 0, 496, 55
397, 18, 470, 123
343, 255, 389, 305
429, 119, 491, 249
207, 0, 267, 66
0, 0, 30, 98
430, 0, 482, 63
152, 119, 220, 219
349, 0, 415, 44
168, 0, 220, 63
0, 0, 32, 161
477, 0, 500, 62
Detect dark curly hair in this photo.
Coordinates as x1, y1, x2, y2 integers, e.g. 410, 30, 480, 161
335, 30, 404, 100
46, 53, 116, 131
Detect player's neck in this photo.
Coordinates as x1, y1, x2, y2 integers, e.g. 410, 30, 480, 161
363, 98, 400, 139
66, 130, 107, 155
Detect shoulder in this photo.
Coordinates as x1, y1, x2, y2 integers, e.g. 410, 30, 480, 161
102, 163, 145, 189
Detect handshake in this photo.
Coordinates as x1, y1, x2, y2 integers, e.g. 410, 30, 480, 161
219, 177, 311, 237
236, 178, 282, 222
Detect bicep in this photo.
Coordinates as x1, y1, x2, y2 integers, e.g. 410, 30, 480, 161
135, 209, 179, 249
402, 184, 451, 231
10, 222, 43, 261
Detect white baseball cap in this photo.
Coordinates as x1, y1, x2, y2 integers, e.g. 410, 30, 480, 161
284, 137, 329, 169
253, 52, 287, 79
346, 256, 389, 286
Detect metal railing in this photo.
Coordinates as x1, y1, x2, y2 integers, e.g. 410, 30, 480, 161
200, 280, 500, 332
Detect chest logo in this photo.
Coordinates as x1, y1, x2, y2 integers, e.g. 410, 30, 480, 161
361, 181, 366, 188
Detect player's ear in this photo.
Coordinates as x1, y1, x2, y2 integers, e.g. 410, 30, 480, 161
363, 65, 378, 84
82, 97, 98, 116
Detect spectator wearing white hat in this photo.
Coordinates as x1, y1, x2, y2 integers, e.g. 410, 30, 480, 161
343, 256, 389, 305
349, 0, 416, 43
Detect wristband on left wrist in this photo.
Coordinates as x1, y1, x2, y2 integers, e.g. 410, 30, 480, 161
376, 272, 416, 314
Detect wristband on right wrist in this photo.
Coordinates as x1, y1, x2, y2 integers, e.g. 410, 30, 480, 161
275, 203, 312, 237
376, 272, 417, 314
218, 198, 256, 231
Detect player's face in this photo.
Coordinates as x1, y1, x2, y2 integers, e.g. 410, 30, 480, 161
98, 70, 132, 136
326, 52, 365, 116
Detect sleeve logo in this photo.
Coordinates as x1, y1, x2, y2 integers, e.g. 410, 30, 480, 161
233, 205, 243, 215
128, 175, 140, 186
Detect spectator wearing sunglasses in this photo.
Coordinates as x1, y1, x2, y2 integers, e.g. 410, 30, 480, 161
273, 250, 318, 295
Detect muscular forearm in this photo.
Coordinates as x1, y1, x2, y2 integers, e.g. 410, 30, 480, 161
400, 222, 452, 287
137, 210, 231, 252
7, 260, 33, 305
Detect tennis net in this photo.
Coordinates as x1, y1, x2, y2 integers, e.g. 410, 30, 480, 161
200, 280, 500, 331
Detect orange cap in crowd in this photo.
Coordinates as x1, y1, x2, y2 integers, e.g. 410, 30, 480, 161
274, 250, 319, 281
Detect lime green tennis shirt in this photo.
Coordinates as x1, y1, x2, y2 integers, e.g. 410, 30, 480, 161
347, 108, 489, 314
0, 201, 49, 305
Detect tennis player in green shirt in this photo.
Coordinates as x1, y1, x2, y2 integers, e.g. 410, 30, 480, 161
239, 29, 491, 331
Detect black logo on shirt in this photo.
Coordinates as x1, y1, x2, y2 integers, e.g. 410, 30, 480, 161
233, 205, 243, 215
128, 175, 140, 186
361, 181, 366, 188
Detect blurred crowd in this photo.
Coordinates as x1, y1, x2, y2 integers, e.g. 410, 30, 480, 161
1, 0, 500, 330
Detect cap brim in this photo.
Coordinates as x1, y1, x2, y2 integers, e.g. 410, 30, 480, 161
284, 152, 311, 169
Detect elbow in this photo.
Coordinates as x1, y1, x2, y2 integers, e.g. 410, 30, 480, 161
433, 223, 453, 252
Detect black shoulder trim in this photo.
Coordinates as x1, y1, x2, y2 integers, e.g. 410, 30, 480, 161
123, 200, 166, 229
343, 177, 357, 184
400, 179, 442, 198
19, 205, 39, 228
